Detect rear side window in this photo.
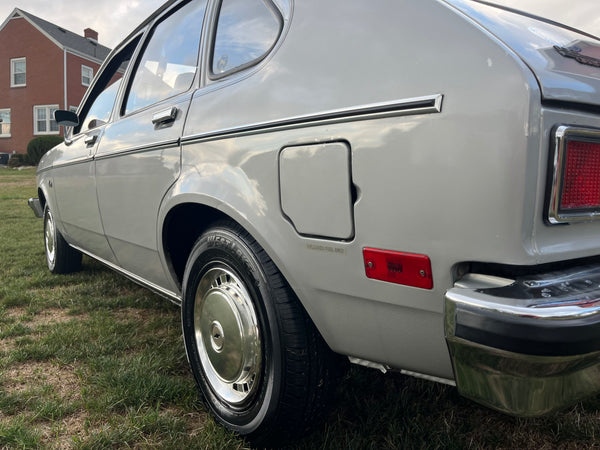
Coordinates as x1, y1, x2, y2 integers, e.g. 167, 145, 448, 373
125, 0, 207, 114
211, 0, 282, 77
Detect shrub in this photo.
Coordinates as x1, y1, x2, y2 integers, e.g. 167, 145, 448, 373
27, 136, 63, 166
7, 153, 28, 168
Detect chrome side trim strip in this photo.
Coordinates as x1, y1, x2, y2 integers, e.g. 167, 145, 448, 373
348, 356, 391, 373
399, 369, 456, 387
181, 94, 443, 144
70, 244, 182, 305
49, 156, 95, 170
94, 138, 180, 161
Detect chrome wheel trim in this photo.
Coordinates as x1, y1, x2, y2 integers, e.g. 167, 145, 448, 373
194, 265, 262, 406
44, 209, 56, 267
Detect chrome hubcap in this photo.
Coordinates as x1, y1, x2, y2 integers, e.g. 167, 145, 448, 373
194, 265, 262, 405
44, 210, 56, 266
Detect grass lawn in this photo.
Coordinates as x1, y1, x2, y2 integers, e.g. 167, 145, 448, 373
1, 167, 600, 448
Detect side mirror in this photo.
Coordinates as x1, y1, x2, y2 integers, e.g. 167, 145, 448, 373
54, 110, 79, 127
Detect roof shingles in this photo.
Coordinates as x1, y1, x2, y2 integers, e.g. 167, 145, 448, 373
18, 9, 111, 61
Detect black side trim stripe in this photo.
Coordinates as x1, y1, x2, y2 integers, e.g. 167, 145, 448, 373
181, 94, 443, 144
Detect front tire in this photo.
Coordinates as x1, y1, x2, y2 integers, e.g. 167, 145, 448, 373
43, 205, 82, 274
181, 222, 341, 447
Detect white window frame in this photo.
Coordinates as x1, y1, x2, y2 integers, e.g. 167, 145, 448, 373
69, 105, 78, 113
81, 65, 93, 87
33, 105, 60, 135
0, 108, 11, 138
10, 57, 26, 87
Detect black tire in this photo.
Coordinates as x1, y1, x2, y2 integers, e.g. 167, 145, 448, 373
181, 221, 342, 447
43, 205, 82, 274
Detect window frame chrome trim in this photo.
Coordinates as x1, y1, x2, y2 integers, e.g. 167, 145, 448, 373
547, 125, 600, 224
207, 0, 284, 80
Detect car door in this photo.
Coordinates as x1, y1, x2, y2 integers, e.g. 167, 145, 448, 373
51, 60, 135, 263
94, 0, 208, 292
50, 121, 109, 260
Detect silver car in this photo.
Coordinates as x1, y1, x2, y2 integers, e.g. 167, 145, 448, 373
29, 0, 600, 446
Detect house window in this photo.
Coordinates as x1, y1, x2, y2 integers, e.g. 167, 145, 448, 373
10, 58, 26, 87
0, 109, 10, 137
69, 106, 78, 113
81, 65, 93, 86
34, 105, 59, 135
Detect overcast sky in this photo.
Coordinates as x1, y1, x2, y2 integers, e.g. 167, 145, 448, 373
0, 1, 167, 49
0, 1, 598, 51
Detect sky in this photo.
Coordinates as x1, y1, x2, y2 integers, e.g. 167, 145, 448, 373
0, 0, 598, 51
0, 1, 167, 49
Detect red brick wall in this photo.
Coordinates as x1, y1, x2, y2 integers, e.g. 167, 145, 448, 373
0, 16, 63, 154
0, 16, 104, 155
66, 53, 102, 112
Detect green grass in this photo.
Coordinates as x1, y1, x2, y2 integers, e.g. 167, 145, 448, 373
1, 167, 600, 449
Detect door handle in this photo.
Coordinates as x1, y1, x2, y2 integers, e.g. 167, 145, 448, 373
84, 135, 98, 146
152, 107, 178, 126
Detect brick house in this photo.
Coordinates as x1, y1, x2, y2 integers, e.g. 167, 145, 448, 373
0, 8, 111, 154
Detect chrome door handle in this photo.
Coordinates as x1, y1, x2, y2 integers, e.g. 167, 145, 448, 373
84, 135, 98, 146
152, 107, 178, 125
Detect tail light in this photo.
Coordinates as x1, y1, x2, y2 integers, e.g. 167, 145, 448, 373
548, 126, 600, 224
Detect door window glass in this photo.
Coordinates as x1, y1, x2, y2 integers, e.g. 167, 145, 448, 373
125, 0, 207, 115
83, 79, 122, 130
75, 37, 139, 135
211, 0, 282, 77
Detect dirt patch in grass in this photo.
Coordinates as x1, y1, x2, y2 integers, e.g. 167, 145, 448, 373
29, 309, 78, 327
0, 336, 16, 354
3, 362, 81, 401
39, 411, 91, 449
0, 180, 36, 187
6, 307, 80, 328
185, 410, 209, 436
112, 307, 172, 323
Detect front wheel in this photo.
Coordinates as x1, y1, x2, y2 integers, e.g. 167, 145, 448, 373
43, 205, 82, 274
181, 222, 342, 447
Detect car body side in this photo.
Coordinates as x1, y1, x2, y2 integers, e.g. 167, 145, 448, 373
35, 0, 600, 388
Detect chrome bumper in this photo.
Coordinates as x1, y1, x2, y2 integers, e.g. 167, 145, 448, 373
28, 197, 43, 218
445, 266, 600, 416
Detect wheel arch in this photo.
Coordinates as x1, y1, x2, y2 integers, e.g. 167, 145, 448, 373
160, 195, 292, 295
161, 201, 229, 290
38, 187, 47, 209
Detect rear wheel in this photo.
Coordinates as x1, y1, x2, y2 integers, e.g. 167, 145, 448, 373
181, 221, 342, 447
43, 205, 82, 274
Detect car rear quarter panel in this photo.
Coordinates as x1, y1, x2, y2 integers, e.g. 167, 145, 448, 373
165, 0, 544, 378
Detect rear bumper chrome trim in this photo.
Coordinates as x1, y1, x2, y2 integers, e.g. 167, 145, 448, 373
445, 264, 600, 416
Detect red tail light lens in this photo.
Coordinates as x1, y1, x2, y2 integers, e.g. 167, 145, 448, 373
561, 140, 600, 209
548, 126, 600, 224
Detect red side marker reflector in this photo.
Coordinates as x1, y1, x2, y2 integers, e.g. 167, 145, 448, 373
363, 248, 433, 289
